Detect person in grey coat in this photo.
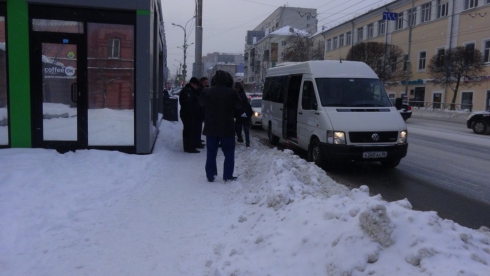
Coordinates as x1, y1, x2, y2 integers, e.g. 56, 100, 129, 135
199, 70, 242, 182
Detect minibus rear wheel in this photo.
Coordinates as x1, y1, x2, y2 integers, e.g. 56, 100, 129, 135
268, 124, 279, 145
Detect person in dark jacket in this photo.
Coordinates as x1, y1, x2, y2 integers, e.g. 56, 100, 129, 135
193, 77, 208, 149
179, 77, 201, 153
199, 70, 242, 182
234, 82, 253, 147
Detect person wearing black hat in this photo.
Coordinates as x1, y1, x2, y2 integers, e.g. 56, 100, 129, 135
179, 77, 201, 153
199, 70, 242, 182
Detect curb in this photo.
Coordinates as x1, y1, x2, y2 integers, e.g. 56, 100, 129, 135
410, 108, 469, 123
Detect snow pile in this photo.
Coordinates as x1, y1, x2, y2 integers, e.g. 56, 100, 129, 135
1, 118, 490, 276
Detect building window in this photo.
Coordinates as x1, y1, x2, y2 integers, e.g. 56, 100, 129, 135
346, 31, 351, 45
367, 23, 374, 39
461, 92, 473, 110
326, 39, 332, 51
307, 15, 311, 20
108, 38, 121, 59
378, 20, 385, 35
281, 41, 286, 46
403, 54, 409, 71
465, 43, 475, 64
464, 0, 479, 10
436, 48, 445, 68
396, 12, 404, 30
421, 3, 432, 23
357, 27, 363, 42
306, 23, 311, 28
391, 56, 398, 72
339, 34, 344, 47
419, 51, 426, 70
484, 40, 490, 63
437, 0, 449, 17
408, 7, 416, 26
333, 36, 338, 49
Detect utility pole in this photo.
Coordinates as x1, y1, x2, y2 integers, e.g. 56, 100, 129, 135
172, 16, 195, 83
404, 0, 415, 98
195, 0, 203, 78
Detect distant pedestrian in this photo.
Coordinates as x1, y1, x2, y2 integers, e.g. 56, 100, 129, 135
199, 70, 242, 182
234, 82, 253, 147
179, 77, 201, 153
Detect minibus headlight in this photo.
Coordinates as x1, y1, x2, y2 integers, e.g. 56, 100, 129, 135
327, 130, 346, 144
254, 111, 261, 117
399, 130, 407, 144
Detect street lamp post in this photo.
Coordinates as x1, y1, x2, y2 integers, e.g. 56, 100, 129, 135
172, 16, 195, 83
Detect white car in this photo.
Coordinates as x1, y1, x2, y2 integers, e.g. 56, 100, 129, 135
249, 97, 262, 128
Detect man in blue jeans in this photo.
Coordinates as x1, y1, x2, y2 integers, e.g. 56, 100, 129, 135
199, 70, 242, 182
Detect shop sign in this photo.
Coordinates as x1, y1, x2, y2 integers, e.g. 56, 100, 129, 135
400, 79, 424, 85
43, 65, 76, 79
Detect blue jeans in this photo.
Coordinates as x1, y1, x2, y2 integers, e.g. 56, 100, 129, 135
205, 136, 235, 181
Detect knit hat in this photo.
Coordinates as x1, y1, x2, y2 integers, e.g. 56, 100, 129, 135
189, 77, 200, 85
212, 70, 229, 85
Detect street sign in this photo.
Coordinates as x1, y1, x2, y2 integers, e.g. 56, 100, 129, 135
383, 12, 398, 20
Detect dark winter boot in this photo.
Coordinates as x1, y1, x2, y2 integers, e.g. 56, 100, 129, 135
237, 136, 244, 143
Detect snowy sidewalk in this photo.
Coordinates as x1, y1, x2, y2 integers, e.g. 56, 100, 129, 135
1, 119, 490, 276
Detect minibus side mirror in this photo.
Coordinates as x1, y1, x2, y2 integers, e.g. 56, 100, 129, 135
395, 98, 403, 110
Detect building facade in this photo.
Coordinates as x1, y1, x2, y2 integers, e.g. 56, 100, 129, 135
202, 52, 244, 77
244, 6, 317, 89
0, 0, 166, 153
244, 26, 309, 90
314, 0, 490, 111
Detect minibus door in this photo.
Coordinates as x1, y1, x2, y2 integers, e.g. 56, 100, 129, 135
283, 75, 302, 142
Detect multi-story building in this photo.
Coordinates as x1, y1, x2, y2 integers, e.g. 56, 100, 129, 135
201, 52, 244, 79
314, 0, 490, 111
244, 6, 317, 88
244, 26, 309, 89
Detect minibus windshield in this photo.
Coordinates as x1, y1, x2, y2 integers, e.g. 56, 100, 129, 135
315, 78, 392, 107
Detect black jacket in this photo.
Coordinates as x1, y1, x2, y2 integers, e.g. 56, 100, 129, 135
199, 84, 242, 137
179, 84, 199, 120
235, 92, 253, 125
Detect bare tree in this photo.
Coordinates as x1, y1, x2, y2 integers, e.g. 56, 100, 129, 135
346, 42, 409, 86
427, 46, 484, 110
283, 34, 321, 62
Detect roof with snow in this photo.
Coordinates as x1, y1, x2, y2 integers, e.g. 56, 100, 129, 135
270, 25, 309, 36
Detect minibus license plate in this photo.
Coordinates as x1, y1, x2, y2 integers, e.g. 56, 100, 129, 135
363, 151, 387, 158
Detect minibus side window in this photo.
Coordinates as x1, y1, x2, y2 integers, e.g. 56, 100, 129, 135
271, 76, 287, 103
263, 78, 274, 101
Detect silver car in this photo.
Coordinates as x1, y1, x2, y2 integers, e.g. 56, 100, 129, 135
249, 97, 262, 128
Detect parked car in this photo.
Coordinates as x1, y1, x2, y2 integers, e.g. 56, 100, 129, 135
249, 97, 262, 128
399, 104, 412, 121
467, 110, 490, 134
390, 98, 412, 121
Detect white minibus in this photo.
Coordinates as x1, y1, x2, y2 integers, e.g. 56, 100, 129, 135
261, 60, 408, 168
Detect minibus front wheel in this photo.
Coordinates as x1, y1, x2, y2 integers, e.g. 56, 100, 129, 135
308, 138, 325, 166
268, 123, 279, 145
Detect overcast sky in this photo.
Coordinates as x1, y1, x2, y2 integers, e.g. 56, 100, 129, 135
161, 0, 394, 79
